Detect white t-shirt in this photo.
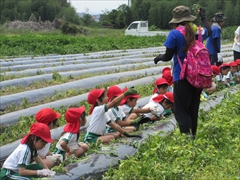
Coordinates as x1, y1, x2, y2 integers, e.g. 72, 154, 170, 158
148, 93, 158, 103
223, 71, 234, 81
142, 101, 164, 118
106, 107, 126, 132
55, 132, 79, 153
167, 86, 173, 93
38, 143, 51, 157
106, 107, 126, 123
215, 73, 224, 82
87, 104, 111, 135
119, 104, 134, 117
3, 144, 32, 173
232, 26, 240, 52
235, 70, 240, 77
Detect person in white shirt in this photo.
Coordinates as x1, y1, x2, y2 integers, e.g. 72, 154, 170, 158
0, 123, 55, 179
215, 63, 230, 87
149, 78, 169, 103
119, 87, 162, 130
106, 86, 156, 135
223, 61, 238, 86
233, 26, 240, 61
53, 107, 88, 160
142, 92, 174, 123
35, 108, 61, 168
235, 59, 240, 83
84, 88, 141, 144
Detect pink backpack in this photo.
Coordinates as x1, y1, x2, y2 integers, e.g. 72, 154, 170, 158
176, 25, 213, 89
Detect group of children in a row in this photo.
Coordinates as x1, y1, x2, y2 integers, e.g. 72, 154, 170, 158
1, 61, 239, 179
204, 59, 240, 96
0, 67, 175, 179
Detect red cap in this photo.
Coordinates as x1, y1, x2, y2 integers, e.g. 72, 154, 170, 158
88, 89, 105, 114
107, 86, 122, 102
153, 78, 169, 94
162, 68, 173, 86
120, 88, 141, 105
155, 78, 169, 86
236, 59, 240, 65
35, 108, 61, 125
229, 61, 238, 67
211, 65, 220, 75
162, 67, 171, 74
64, 106, 85, 134
21, 123, 53, 144
220, 63, 230, 68
153, 92, 174, 103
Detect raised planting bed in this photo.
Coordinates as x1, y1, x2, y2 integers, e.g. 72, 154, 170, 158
0, 66, 169, 111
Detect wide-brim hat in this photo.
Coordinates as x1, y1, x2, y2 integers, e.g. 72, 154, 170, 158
169, 5, 196, 24
35, 108, 61, 125
212, 12, 227, 22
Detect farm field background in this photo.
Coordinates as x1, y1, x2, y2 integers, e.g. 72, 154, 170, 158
0, 27, 239, 179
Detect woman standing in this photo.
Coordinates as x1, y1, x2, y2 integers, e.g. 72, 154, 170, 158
153, 5, 211, 138
233, 26, 240, 61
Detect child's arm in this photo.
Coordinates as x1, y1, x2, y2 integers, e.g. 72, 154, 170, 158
108, 121, 141, 137
59, 140, 70, 153
106, 88, 137, 110
34, 155, 49, 169
132, 107, 151, 114
18, 167, 38, 176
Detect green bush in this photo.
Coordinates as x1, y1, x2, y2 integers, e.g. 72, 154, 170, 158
222, 26, 238, 40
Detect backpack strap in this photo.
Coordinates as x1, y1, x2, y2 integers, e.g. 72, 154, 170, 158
176, 54, 183, 69
197, 26, 202, 42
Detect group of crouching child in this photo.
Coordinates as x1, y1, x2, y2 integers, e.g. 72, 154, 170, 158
1, 61, 240, 179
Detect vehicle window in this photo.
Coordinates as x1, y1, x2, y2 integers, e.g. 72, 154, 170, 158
128, 23, 138, 30
141, 23, 147, 27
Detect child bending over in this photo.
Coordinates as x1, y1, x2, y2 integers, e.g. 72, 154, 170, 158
0, 123, 55, 179
35, 108, 62, 168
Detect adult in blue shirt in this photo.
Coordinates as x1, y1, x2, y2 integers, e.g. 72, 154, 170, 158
153, 6, 211, 139
206, 12, 227, 66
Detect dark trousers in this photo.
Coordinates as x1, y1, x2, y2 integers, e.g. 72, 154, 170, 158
210, 54, 222, 66
173, 79, 202, 135
233, 50, 240, 61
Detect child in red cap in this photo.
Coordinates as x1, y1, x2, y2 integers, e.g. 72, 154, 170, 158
53, 106, 88, 160
119, 87, 163, 129
150, 78, 169, 103
84, 87, 141, 144
35, 108, 61, 168
142, 92, 174, 123
235, 59, 240, 82
223, 61, 238, 85
0, 123, 55, 179
216, 63, 230, 87
204, 65, 220, 94
161, 67, 174, 93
